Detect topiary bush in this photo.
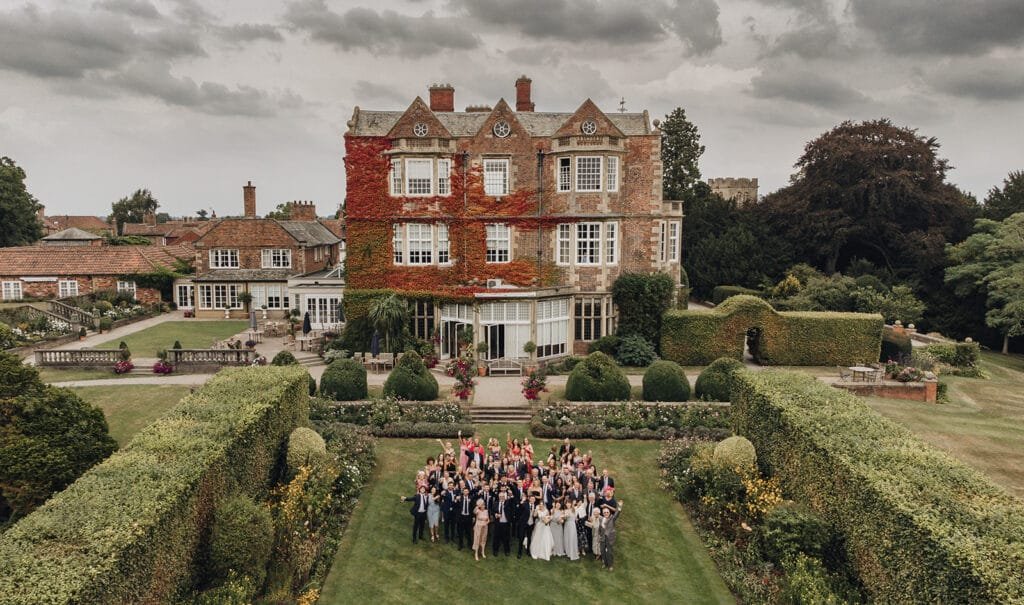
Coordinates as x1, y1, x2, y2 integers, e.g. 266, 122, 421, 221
271, 351, 298, 366
286, 427, 327, 475
319, 358, 368, 401
564, 352, 631, 401
587, 335, 621, 356
713, 435, 757, 472
207, 495, 274, 593
642, 360, 691, 401
615, 333, 657, 367
383, 350, 439, 401
695, 357, 745, 401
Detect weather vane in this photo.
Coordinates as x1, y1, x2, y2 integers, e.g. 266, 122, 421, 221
618, 97, 627, 113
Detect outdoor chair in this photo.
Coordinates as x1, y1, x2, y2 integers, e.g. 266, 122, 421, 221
379, 352, 395, 369
837, 366, 852, 382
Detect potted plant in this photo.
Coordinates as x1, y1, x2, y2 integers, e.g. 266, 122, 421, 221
78, 326, 87, 341
153, 349, 173, 374
522, 340, 537, 373
260, 304, 268, 320
445, 353, 476, 402
244, 339, 257, 350
521, 368, 547, 401
475, 341, 489, 376
237, 291, 253, 314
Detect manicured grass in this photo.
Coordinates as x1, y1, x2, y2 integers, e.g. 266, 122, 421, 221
36, 367, 136, 383
862, 351, 1024, 498
69, 385, 191, 445
319, 424, 733, 604
96, 321, 248, 355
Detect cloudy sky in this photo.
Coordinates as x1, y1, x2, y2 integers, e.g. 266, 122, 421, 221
2, 0, 1023, 218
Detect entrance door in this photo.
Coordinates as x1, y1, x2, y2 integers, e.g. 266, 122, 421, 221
306, 296, 341, 330
486, 324, 505, 360
442, 321, 470, 359
176, 284, 194, 309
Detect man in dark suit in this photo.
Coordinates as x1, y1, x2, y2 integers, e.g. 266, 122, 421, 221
515, 493, 537, 558
440, 482, 457, 544
540, 475, 553, 508
490, 491, 513, 556
401, 486, 430, 544
558, 437, 575, 459
455, 487, 474, 550
599, 468, 615, 493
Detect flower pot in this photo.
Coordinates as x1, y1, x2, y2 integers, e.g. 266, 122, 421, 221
478, 366, 487, 376
261, 309, 268, 320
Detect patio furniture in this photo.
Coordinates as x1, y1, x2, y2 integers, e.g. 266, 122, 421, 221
848, 366, 876, 382
488, 358, 523, 376
837, 366, 852, 382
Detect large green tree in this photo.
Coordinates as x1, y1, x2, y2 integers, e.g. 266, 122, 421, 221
265, 203, 292, 220
983, 170, 1024, 221
0, 157, 43, 247
109, 188, 159, 234
946, 213, 1024, 354
661, 107, 705, 202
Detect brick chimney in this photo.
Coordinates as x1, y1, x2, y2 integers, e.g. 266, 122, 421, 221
243, 181, 256, 218
515, 75, 534, 112
288, 201, 317, 221
429, 83, 454, 112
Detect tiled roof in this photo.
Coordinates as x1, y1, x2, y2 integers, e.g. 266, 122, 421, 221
41, 227, 102, 241
193, 269, 293, 282
123, 221, 208, 236
350, 109, 650, 137
276, 221, 341, 245
319, 218, 345, 239
43, 215, 110, 233
0, 244, 193, 276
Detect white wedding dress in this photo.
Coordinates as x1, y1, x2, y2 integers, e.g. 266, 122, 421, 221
530, 506, 554, 561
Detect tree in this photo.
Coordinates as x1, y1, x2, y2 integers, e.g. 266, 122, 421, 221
368, 294, 409, 353
611, 272, 675, 352
0, 156, 43, 247
661, 107, 705, 202
196, 208, 209, 220
0, 352, 117, 526
109, 188, 159, 234
946, 213, 1024, 354
983, 170, 1024, 221
265, 203, 291, 220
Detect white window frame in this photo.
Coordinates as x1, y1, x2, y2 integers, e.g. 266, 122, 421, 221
390, 158, 403, 196
557, 157, 571, 192
576, 222, 602, 265
209, 249, 239, 269
437, 158, 451, 196
2, 281, 22, 301
176, 284, 194, 309
605, 221, 619, 265
437, 223, 451, 265
253, 284, 286, 309
668, 221, 680, 262
197, 285, 213, 309
58, 279, 79, 298
536, 298, 569, 358
556, 223, 571, 265
575, 156, 602, 192
209, 284, 240, 309
606, 156, 619, 192
405, 158, 434, 196
407, 223, 434, 265
485, 223, 511, 263
483, 159, 509, 196
393, 223, 404, 264
116, 280, 136, 297
261, 248, 292, 269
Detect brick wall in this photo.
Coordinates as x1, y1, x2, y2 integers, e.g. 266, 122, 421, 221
1, 276, 162, 304
194, 219, 334, 275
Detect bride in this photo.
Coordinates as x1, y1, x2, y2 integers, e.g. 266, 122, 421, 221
530, 502, 554, 561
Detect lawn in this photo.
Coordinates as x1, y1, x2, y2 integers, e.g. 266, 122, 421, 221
96, 321, 248, 355
319, 424, 733, 604
863, 351, 1024, 498
37, 367, 136, 383
69, 384, 191, 445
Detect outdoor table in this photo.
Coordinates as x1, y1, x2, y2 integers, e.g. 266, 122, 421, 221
296, 335, 315, 351
849, 366, 876, 382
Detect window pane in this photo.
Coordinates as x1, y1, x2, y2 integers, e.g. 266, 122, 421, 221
486, 223, 510, 263
576, 156, 602, 191
407, 223, 433, 264
605, 221, 618, 264
606, 157, 618, 192
406, 159, 433, 195
390, 159, 402, 195
576, 222, 601, 264
393, 224, 403, 264
437, 159, 451, 196
558, 157, 571, 192
557, 223, 571, 264
437, 223, 450, 264
483, 159, 509, 196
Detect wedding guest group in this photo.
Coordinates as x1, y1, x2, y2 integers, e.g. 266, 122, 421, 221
400, 434, 623, 570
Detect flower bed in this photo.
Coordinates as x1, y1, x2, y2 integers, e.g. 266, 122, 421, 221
531, 402, 731, 440
310, 397, 474, 437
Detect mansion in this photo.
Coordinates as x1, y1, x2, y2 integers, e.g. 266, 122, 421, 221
344, 76, 683, 361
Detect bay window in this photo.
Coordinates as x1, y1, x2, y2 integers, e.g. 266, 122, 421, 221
575, 156, 602, 192
558, 157, 571, 192
405, 158, 434, 195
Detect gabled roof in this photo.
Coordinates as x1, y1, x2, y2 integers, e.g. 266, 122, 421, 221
41, 227, 102, 241
193, 218, 340, 247
385, 97, 453, 139
0, 244, 193, 277
471, 99, 530, 141
276, 221, 341, 245
552, 99, 626, 138
349, 107, 649, 137
122, 220, 208, 237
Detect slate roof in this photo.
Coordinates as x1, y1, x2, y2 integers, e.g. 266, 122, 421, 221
41, 227, 102, 241
0, 244, 193, 276
123, 221, 210, 237
349, 110, 650, 137
193, 269, 294, 282
276, 221, 341, 245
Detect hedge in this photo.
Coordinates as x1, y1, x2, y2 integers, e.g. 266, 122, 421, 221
531, 402, 731, 440
0, 366, 309, 605
730, 370, 1024, 604
564, 352, 631, 401
642, 360, 691, 402
661, 295, 883, 366
711, 285, 762, 305
320, 358, 368, 401
694, 357, 745, 401
880, 328, 912, 362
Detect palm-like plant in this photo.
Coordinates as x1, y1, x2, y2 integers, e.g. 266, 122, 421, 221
368, 294, 409, 353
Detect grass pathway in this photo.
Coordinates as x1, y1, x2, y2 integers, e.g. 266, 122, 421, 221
319, 424, 732, 604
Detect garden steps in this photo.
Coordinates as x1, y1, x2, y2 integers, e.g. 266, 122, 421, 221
292, 352, 323, 367
467, 406, 534, 424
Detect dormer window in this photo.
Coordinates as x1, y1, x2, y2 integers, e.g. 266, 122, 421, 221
389, 157, 452, 197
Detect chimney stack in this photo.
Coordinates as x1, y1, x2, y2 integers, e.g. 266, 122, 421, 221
429, 83, 454, 112
243, 181, 256, 218
288, 201, 318, 222
515, 75, 534, 112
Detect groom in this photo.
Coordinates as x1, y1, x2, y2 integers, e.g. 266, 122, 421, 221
515, 493, 536, 558
401, 486, 430, 544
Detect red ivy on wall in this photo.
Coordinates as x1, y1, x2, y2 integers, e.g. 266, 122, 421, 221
345, 136, 568, 297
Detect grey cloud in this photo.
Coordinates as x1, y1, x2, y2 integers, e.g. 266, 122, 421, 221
220, 23, 284, 44
749, 68, 869, 109
284, 0, 479, 57
93, 0, 161, 20
764, 21, 845, 59
665, 0, 723, 55
926, 58, 1024, 101
751, 0, 829, 22
169, 0, 217, 26
353, 80, 410, 107
851, 0, 1024, 55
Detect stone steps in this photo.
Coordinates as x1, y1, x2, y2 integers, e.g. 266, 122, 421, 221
468, 406, 534, 424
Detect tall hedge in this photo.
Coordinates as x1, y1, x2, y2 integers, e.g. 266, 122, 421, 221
731, 370, 1024, 603
661, 295, 883, 365
0, 366, 309, 605
611, 272, 676, 351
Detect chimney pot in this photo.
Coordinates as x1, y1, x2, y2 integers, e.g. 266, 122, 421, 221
243, 181, 256, 218
515, 75, 534, 112
428, 83, 455, 112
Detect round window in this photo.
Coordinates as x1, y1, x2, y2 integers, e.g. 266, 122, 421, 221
412, 122, 428, 137
493, 120, 511, 138
580, 120, 598, 135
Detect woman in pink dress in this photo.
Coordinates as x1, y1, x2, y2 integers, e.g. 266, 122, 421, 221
457, 430, 472, 470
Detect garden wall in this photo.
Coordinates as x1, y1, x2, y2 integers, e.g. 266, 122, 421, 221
731, 370, 1024, 603
0, 366, 309, 605
661, 295, 882, 365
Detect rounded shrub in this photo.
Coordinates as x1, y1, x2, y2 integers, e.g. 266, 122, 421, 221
615, 333, 657, 367
308, 374, 317, 396
270, 350, 298, 366
753, 503, 831, 565
0, 322, 16, 349
319, 358, 368, 401
383, 350, 439, 401
286, 427, 328, 475
587, 335, 621, 356
642, 360, 691, 401
208, 495, 274, 590
695, 357, 745, 401
565, 352, 631, 402
713, 435, 757, 471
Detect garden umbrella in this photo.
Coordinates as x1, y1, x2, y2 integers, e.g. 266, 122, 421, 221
302, 312, 312, 335
370, 329, 381, 357
249, 310, 257, 330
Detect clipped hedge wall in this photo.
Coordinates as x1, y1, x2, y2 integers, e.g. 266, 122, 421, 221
711, 285, 761, 305
662, 295, 883, 366
880, 328, 912, 362
730, 370, 1024, 604
0, 366, 309, 605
